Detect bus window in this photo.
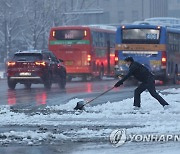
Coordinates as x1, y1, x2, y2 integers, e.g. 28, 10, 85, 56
92, 32, 98, 47
168, 62, 171, 74
171, 62, 174, 74
110, 34, 115, 48
104, 33, 109, 47
99, 32, 105, 47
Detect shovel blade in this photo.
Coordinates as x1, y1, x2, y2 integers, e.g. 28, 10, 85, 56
74, 101, 85, 110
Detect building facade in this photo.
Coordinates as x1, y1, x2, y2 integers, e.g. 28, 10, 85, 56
168, 0, 180, 17
64, 0, 168, 25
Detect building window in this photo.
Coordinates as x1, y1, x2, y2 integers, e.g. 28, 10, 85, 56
132, 10, 138, 21
118, 11, 124, 23
102, 12, 110, 24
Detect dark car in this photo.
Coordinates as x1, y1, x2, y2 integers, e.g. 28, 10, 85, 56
7, 50, 66, 90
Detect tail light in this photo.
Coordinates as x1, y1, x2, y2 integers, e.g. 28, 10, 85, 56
87, 54, 91, 66
35, 61, 46, 66
114, 50, 119, 65
7, 61, 16, 66
87, 54, 91, 61
52, 31, 55, 37
161, 51, 167, 68
84, 30, 87, 37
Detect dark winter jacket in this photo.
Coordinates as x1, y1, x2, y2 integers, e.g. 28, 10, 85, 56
120, 61, 153, 83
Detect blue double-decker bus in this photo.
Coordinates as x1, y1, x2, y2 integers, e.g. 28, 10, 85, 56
114, 24, 180, 84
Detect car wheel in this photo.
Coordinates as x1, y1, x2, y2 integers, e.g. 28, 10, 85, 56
8, 78, 16, 90
24, 83, 31, 89
58, 72, 66, 89
44, 73, 52, 89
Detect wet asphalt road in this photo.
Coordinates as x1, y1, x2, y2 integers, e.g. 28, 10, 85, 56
0, 78, 135, 108
1, 78, 178, 108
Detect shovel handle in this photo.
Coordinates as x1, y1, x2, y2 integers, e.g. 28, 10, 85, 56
83, 87, 114, 106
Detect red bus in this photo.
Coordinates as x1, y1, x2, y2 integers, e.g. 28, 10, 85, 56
48, 25, 116, 81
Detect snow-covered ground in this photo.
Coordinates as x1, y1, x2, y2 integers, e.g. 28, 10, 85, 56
0, 88, 180, 153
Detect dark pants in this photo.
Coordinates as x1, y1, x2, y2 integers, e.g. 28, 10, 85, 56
134, 76, 169, 107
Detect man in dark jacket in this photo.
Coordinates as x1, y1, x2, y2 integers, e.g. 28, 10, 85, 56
114, 57, 169, 110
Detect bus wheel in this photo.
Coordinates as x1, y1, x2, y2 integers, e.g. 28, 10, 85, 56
173, 66, 179, 84
88, 75, 94, 81
82, 75, 87, 82
98, 70, 104, 80
67, 76, 72, 82
173, 73, 178, 84
162, 77, 168, 85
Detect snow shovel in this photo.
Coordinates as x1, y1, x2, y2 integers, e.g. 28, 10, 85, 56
74, 87, 114, 110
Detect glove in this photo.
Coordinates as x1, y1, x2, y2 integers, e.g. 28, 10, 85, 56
114, 80, 123, 87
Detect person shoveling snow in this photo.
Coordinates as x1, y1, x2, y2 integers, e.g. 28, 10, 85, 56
114, 57, 170, 110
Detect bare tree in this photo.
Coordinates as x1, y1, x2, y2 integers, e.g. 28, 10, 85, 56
21, 0, 90, 49
0, 0, 100, 61
0, 0, 23, 60
21, 0, 52, 49
50, 0, 101, 26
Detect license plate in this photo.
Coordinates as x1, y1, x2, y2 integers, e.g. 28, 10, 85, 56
65, 61, 73, 65
150, 60, 161, 65
19, 72, 31, 76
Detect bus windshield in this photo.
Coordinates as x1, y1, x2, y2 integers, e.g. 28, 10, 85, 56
53, 30, 85, 40
122, 29, 160, 44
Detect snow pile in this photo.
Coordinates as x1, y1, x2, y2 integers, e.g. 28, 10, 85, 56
0, 88, 179, 145
0, 130, 68, 145
46, 98, 84, 111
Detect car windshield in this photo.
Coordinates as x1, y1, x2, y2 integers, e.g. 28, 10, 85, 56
13, 53, 42, 61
